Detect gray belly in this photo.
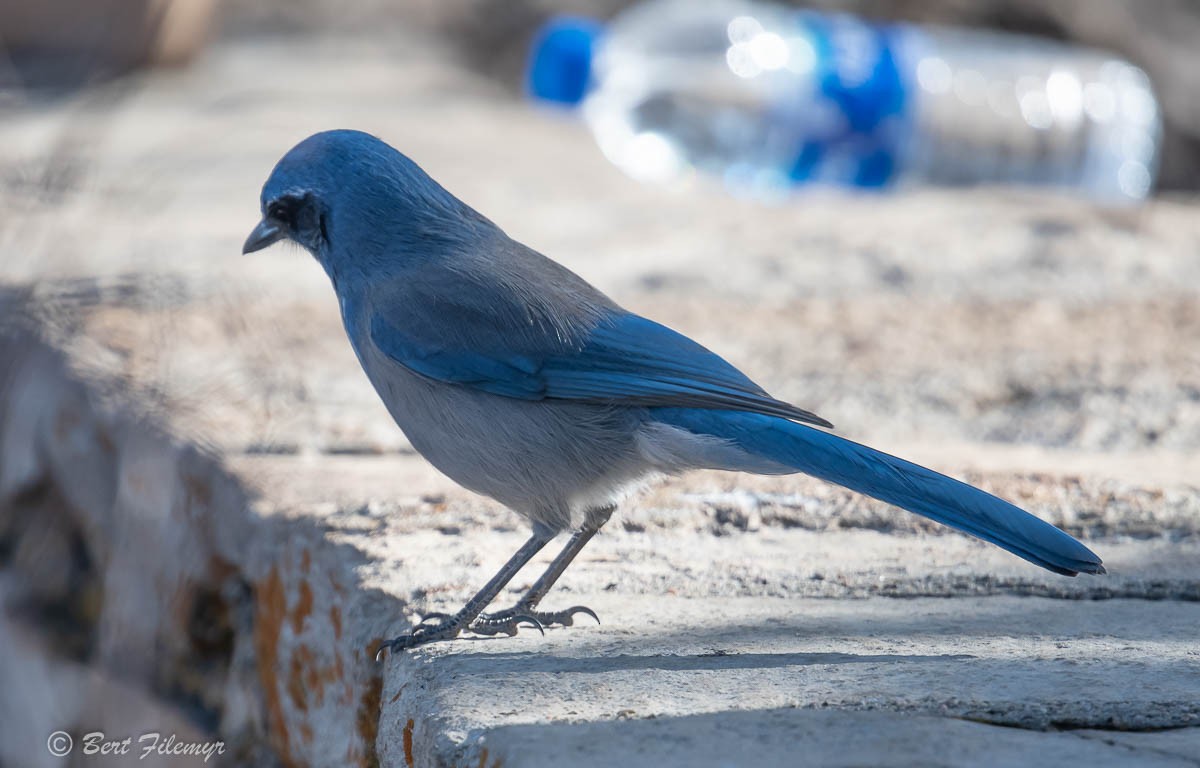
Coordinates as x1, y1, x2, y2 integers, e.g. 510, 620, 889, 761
358, 345, 651, 529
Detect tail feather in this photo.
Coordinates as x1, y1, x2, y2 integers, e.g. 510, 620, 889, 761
653, 409, 1104, 576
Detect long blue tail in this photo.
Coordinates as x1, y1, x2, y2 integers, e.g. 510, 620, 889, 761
653, 409, 1104, 576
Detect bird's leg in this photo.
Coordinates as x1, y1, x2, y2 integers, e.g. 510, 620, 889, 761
377, 527, 554, 658
471, 506, 614, 637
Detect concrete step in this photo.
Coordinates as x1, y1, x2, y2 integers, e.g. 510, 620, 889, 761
384, 595, 1200, 766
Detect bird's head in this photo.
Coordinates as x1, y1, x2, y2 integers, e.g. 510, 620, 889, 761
244, 130, 489, 284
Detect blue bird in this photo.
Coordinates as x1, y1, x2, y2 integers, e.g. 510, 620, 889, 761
244, 130, 1104, 655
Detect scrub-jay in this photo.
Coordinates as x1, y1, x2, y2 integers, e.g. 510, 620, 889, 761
243, 130, 1104, 656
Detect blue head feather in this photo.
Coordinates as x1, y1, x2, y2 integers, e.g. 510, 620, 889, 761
256, 129, 493, 286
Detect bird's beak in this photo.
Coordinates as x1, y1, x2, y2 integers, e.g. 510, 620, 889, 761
242, 218, 286, 254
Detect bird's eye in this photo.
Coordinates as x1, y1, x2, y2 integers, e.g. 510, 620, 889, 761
267, 202, 291, 223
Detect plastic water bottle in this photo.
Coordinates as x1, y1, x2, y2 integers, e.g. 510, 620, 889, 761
526, 0, 1161, 203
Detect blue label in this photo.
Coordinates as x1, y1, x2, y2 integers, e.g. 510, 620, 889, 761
787, 14, 911, 188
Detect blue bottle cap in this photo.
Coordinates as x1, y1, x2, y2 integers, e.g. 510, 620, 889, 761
526, 17, 603, 107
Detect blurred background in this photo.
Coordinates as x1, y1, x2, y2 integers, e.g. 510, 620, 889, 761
4, 0, 1198, 188
1, 1, 1198, 766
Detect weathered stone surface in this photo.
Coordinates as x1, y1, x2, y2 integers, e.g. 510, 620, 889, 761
0, 313, 394, 766
406, 711, 1200, 768
382, 595, 1200, 766
2, 27, 1198, 768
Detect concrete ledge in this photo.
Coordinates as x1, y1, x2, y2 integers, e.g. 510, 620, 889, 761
381, 595, 1200, 766
425, 711, 1200, 768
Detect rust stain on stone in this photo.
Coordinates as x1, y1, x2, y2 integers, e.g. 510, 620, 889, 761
254, 566, 295, 766
301, 548, 312, 574
288, 643, 341, 711
303, 652, 322, 702
287, 651, 309, 712
358, 673, 384, 761
469, 747, 503, 768
367, 637, 385, 660
330, 604, 343, 640
402, 719, 415, 767
291, 579, 314, 634
299, 723, 314, 745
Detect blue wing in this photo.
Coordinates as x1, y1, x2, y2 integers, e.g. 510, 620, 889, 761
369, 308, 832, 428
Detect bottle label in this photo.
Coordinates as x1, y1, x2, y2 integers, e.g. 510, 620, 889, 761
788, 13, 912, 188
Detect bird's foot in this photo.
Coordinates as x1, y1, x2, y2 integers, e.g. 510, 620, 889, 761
469, 604, 599, 637
375, 612, 467, 659
376, 604, 600, 658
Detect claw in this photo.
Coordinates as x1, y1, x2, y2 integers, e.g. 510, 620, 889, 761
375, 635, 412, 661
514, 613, 546, 635
514, 604, 600, 628
546, 605, 600, 627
